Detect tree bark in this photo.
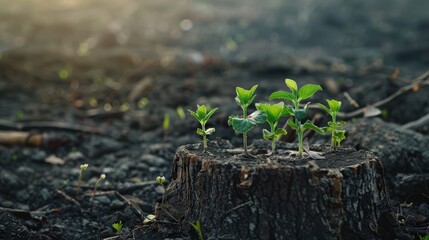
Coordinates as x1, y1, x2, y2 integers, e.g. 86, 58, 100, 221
157, 140, 395, 240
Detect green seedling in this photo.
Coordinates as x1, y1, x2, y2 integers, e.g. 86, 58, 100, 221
176, 106, 186, 120
318, 99, 346, 150
77, 163, 89, 190
270, 78, 324, 157
163, 112, 170, 140
156, 176, 166, 190
418, 234, 429, 240
228, 85, 266, 154
112, 220, 123, 234
188, 105, 218, 151
91, 173, 106, 210
255, 102, 288, 153
189, 220, 204, 240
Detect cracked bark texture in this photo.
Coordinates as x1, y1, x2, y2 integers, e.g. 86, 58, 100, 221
157, 142, 393, 240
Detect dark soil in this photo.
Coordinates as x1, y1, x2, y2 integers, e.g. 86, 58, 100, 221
0, 0, 428, 239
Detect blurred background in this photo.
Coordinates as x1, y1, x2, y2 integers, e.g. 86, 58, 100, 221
1, 0, 429, 132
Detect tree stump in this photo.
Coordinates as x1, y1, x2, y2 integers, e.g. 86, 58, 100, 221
156, 140, 395, 240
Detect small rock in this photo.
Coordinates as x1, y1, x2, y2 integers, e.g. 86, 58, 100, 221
0, 224, 5, 231
85, 137, 123, 157
16, 189, 30, 201
109, 199, 124, 210
82, 219, 89, 226
155, 185, 165, 194
66, 151, 84, 161
95, 196, 111, 205
16, 166, 35, 176
136, 163, 148, 169
418, 203, 429, 217
0, 170, 22, 189
141, 154, 168, 167
1, 201, 13, 208
39, 188, 51, 201
115, 170, 127, 179
30, 150, 47, 162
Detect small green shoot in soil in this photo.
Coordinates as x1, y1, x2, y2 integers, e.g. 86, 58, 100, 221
318, 99, 346, 150
112, 220, 123, 234
255, 102, 288, 153
270, 78, 324, 157
77, 163, 88, 190
91, 173, 106, 211
156, 176, 166, 190
163, 112, 170, 140
228, 85, 266, 154
189, 220, 204, 240
176, 106, 186, 120
418, 234, 429, 240
188, 105, 218, 151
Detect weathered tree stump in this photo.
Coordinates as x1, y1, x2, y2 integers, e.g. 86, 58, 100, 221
157, 140, 395, 240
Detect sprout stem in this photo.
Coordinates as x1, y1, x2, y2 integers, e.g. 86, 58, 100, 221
243, 107, 248, 154
297, 125, 303, 158
202, 124, 207, 151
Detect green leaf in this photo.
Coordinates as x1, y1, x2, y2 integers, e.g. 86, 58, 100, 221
327, 99, 341, 112
204, 108, 218, 122
196, 105, 207, 120
334, 130, 346, 146
282, 106, 293, 116
262, 129, 274, 140
197, 128, 205, 136
287, 118, 298, 130
256, 102, 284, 125
285, 78, 298, 92
298, 84, 322, 100
269, 91, 295, 102
236, 85, 258, 107
205, 128, 215, 135
302, 120, 325, 134
317, 103, 332, 116
248, 110, 266, 124
337, 121, 346, 127
188, 110, 200, 121
273, 128, 287, 137
229, 116, 257, 133
294, 109, 307, 122
328, 121, 346, 128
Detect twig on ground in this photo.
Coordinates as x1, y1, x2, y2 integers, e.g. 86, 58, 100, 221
335, 70, 429, 119
402, 113, 429, 130
55, 189, 81, 207
0, 119, 105, 134
343, 91, 360, 108
0, 206, 59, 221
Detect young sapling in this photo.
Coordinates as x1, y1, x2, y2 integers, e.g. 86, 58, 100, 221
270, 78, 324, 157
189, 220, 204, 240
77, 163, 88, 190
188, 105, 218, 151
228, 85, 266, 154
91, 173, 106, 210
255, 102, 288, 153
318, 99, 346, 150
156, 176, 166, 190
112, 220, 123, 234
163, 112, 170, 140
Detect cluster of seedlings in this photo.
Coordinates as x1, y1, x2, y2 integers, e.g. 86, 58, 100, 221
76, 163, 126, 235
189, 78, 346, 157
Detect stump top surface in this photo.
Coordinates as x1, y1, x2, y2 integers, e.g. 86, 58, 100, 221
180, 139, 377, 169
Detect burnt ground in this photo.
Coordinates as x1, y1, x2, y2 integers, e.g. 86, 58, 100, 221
0, 0, 429, 239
